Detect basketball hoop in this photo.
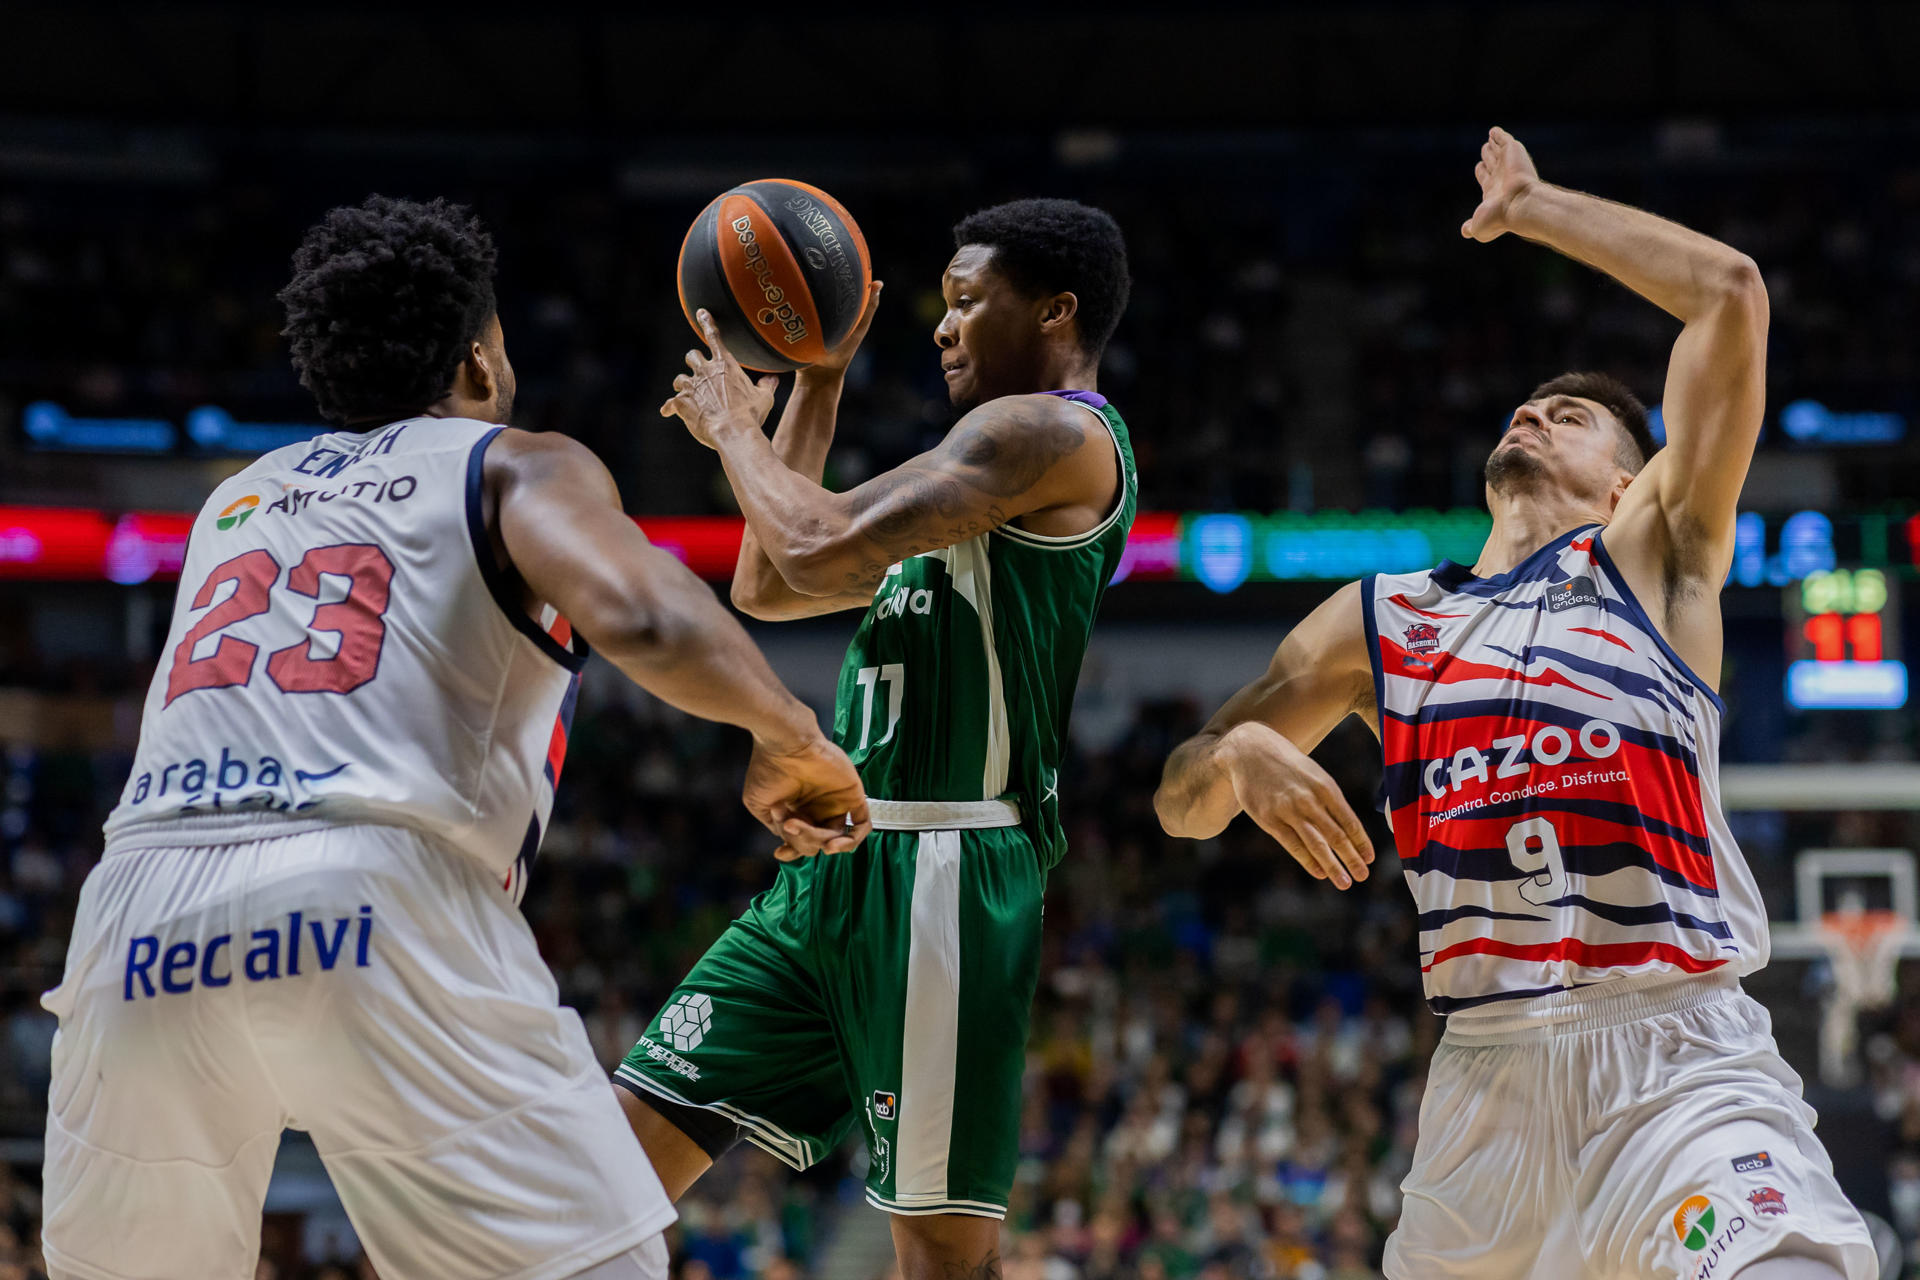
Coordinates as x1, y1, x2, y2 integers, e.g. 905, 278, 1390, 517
1812, 905, 1907, 1088
1762, 849, 1920, 1088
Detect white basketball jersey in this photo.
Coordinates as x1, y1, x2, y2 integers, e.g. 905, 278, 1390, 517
1364, 524, 1769, 1025
106, 418, 582, 901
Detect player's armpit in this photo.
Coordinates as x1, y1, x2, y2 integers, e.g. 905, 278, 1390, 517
1154, 582, 1375, 886
1612, 259, 1768, 587
485, 430, 839, 771
777, 393, 1105, 595
485, 429, 693, 662
1597, 258, 1764, 684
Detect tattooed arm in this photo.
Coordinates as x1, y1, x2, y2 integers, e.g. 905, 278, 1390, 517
729, 282, 885, 620
666, 310, 1111, 597
717, 393, 1096, 595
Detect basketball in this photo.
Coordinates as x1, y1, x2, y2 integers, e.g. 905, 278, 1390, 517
676, 179, 872, 372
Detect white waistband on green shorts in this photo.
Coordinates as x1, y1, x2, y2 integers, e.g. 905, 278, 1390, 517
867, 797, 1022, 831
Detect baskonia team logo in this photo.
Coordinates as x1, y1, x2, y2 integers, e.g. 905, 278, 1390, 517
216, 494, 259, 531
1673, 1195, 1716, 1251
1402, 623, 1442, 667
1747, 1187, 1788, 1217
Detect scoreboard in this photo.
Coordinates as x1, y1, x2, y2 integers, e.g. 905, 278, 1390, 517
1784, 568, 1907, 709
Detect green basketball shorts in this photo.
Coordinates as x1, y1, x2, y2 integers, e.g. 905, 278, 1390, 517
615, 798, 1041, 1219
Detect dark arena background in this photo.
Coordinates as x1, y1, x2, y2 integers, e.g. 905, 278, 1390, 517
4, 3, 1920, 1277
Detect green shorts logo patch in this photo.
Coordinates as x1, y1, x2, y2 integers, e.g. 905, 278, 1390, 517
660, 993, 713, 1052
873, 1090, 897, 1120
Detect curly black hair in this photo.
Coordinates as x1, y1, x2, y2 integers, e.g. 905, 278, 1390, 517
952, 199, 1130, 359
1529, 371, 1657, 471
278, 195, 498, 425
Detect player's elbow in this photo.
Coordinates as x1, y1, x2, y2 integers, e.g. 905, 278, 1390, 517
1155, 787, 1221, 842
1152, 782, 1193, 838
729, 588, 822, 622
1713, 253, 1769, 325
1153, 755, 1216, 841
774, 529, 859, 598
728, 573, 786, 620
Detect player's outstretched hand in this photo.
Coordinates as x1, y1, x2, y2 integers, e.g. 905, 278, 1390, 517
1222, 722, 1374, 889
742, 734, 874, 862
1461, 126, 1541, 243
661, 309, 779, 448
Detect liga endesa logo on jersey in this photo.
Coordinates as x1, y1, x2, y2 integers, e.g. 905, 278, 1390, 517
1543, 575, 1601, 613
215, 494, 260, 531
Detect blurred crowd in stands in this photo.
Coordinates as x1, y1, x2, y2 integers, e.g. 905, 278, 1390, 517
2, 123, 1916, 521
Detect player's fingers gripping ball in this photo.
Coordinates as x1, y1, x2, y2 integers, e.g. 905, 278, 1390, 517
677, 179, 872, 372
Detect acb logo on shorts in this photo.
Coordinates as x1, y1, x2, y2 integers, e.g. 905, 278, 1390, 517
872, 1090, 897, 1121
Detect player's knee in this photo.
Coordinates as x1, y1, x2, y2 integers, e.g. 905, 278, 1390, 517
888, 1212, 1003, 1279
612, 1082, 729, 1199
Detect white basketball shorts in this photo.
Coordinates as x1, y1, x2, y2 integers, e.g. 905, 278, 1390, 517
41, 820, 675, 1280
1386, 971, 1877, 1280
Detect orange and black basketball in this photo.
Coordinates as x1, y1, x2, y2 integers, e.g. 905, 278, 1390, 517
676, 179, 872, 372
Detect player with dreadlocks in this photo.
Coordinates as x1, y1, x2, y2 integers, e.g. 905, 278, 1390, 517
40, 195, 869, 1280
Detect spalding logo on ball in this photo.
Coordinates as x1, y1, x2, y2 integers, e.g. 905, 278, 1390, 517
677, 179, 872, 372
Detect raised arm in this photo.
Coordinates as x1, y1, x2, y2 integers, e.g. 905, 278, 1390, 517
484, 428, 869, 860
1464, 126, 1769, 591
666, 310, 1114, 596
729, 281, 885, 620
1154, 581, 1376, 889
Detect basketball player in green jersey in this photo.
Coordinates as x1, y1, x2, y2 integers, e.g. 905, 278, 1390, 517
615, 200, 1136, 1279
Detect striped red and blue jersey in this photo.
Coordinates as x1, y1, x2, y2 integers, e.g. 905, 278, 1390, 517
1362, 524, 1768, 1023
106, 417, 581, 906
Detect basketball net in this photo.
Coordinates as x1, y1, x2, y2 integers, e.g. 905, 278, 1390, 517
1813, 901, 1906, 1088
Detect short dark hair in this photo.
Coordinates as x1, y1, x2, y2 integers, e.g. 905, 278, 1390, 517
1528, 371, 1656, 472
952, 198, 1131, 359
279, 195, 498, 424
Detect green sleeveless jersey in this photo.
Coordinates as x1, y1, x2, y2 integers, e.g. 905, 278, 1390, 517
830, 392, 1137, 871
